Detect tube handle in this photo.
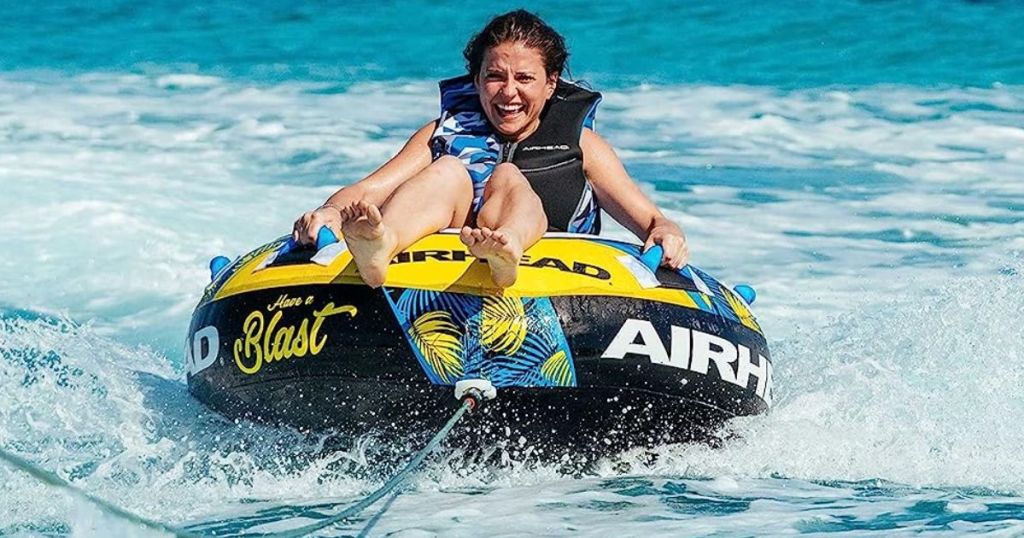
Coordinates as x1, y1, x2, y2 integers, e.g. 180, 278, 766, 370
639, 245, 663, 272
279, 225, 340, 256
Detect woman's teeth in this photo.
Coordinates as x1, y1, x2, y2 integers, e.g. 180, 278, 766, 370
497, 104, 524, 116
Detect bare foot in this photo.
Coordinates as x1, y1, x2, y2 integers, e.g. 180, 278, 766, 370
460, 226, 522, 288
340, 201, 396, 288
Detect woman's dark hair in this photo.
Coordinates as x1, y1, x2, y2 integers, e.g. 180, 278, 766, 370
463, 10, 569, 80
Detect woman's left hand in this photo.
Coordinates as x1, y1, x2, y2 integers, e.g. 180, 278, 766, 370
644, 220, 689, 270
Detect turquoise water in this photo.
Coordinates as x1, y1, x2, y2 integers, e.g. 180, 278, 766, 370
2, 1, 1024, 536
4, 1, 1023, 87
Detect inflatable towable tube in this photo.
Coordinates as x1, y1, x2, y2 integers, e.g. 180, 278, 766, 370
186, 231, 773, 450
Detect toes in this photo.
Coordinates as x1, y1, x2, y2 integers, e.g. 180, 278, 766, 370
365, 203, 382, 225
460, 226, 476, 245
339, 201, 385, 228
351, 202, 365, 220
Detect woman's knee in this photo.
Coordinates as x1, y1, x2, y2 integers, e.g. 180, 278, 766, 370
485, 163, 530, 195
417, 155, 472, 187
433, 154, 465, 171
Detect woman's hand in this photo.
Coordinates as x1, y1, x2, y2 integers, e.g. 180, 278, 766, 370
644, 219, 689, 270
293, 204, 344, 246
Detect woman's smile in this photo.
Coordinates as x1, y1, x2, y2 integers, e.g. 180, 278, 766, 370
496, 103, 525, 118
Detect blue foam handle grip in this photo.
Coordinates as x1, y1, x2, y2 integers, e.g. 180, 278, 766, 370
209, 256, 231, 281
278, 226, 338, 257
734, 284, 757, 304
279, 238, 298, 256
316, 226, 339, 250
639, 245, 663, 272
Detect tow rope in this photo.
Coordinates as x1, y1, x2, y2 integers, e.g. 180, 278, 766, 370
0, 380, 497, 537
0, 448, 197, 537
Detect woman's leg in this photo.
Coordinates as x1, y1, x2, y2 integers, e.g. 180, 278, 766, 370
460, 163, 547, 287
341, 155, 474, 287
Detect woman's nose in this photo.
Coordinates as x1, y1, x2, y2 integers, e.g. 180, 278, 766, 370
500, 82, 517, 98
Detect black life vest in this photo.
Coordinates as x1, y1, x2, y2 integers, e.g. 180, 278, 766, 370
431, 75, 603, 233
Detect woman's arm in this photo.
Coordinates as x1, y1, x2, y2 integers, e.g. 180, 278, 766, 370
293, 120, 437, 244
581, 128, 689, 269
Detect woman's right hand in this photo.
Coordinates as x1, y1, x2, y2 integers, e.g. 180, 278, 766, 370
293, 204, 344, 246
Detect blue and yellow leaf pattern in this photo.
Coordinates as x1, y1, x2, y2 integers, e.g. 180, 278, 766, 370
395, 288, 479, 326
480, 295, 527, 355
407, 310, 464, 383
483, 353, 543, 387
387, 288, 576, 388
540, 350, 575, 386
479, 297, 575, 387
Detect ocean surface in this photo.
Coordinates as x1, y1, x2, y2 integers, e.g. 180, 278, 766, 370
2, 1, 1023, 535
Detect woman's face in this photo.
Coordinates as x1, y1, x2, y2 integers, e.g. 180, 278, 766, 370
475, 41, 557, 142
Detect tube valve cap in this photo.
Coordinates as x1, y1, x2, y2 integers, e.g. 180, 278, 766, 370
454, 379, 497, 401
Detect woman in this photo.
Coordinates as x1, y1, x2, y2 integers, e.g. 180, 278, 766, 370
293, 10, 688, 288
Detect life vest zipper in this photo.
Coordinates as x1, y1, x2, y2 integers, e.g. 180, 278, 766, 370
500, 141, 519, 163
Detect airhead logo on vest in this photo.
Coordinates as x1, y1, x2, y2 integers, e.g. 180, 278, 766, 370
521, 144, 570, 152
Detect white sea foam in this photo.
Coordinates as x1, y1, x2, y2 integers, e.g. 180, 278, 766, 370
0, 315, 380, 530
603, 84, 1024, 186
155, 74, 224, 90
599, 260, 1024, 491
